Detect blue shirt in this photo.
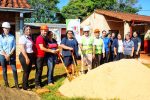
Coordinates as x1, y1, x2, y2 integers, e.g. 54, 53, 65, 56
123, 40, 134, 55
61, 37, 78, 57
102, 37, 110, 53
0, 33, 16, 55
132, 37, 141, 51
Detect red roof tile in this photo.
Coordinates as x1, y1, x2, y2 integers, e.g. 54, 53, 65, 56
95, 9, 150, 22
0, 0, 31, 9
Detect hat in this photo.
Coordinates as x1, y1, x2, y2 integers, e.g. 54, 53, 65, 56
94, 29, 100, 33
40, 25, 48, 30
2, 22, 11, 28
83, 26, 90, 31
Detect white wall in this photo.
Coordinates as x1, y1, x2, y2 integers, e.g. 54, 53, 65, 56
81, 12, 110, 35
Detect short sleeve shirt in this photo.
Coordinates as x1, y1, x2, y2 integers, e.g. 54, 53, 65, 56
123, 40, 134, 55
19, 35, 34, 53
36, 35, 46, 57
102, 37, 110, 53
132, 37, 141, 51
61, 38, 78, 57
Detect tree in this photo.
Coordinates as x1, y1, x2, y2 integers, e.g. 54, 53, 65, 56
25, 0, 61, 23
61, 0, 141, 21
113, 0, 141, 13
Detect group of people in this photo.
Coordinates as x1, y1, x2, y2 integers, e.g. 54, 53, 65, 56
79, 26, 141, 73
0, 22, 141, 91
0, 22, 59, 90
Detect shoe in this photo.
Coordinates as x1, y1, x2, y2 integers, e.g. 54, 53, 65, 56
15, 84, 20, 89
5, 82, 9, 87
48, 83, 54, 86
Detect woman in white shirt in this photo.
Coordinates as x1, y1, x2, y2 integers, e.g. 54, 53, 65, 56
19, 25, 35, 90
113, 33, 124, 60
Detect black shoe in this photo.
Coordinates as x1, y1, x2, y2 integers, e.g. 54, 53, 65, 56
5, 82, 9, 87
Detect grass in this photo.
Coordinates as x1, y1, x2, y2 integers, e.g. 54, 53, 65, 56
0, 61, 87, 100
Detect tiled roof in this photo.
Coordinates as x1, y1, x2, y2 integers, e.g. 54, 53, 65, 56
0, 0, 31, 9
95, 9, 150, 22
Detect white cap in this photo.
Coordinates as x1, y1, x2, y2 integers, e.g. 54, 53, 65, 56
67, 27, 73, 31
83, 26, 90, 31
2, 22, 11, 28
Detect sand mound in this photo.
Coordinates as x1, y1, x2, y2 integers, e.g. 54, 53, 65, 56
0, 86, 40, 100
59, 59, 150, 100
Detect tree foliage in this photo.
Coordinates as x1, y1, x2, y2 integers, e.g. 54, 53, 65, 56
61, 0, 141, 21
25, 0, 62, 23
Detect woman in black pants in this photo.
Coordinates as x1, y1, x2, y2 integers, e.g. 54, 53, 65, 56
19, 25, 35, 90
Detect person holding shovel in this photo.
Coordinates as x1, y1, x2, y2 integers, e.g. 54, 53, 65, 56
35, 25, 59, 89
60, 28, 78, 76
45, 31, 59, 86
79, 26, 94, 73
92, 29, 105, 68
0, 22, 19, 88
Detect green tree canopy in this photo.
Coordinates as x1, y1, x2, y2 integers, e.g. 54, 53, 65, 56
25, 0, 62, 23
61, 0, 141, 21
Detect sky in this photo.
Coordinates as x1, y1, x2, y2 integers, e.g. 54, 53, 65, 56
57, 0, 150, 16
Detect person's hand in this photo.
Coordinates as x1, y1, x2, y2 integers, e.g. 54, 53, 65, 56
136, 51, 139, 55
92, 54, 95, 59
55, 49, 60, 53
5, 55, 10, 61
25, 57, 30, 65
130, 53, 133, 57
114, 52, 117, 56
69, 47, 74, 52
103, 53, 105, 58
51, 50, 57, 54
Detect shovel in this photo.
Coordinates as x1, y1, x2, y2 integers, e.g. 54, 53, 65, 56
57, 53, 73, 81
71, 52, 80, 76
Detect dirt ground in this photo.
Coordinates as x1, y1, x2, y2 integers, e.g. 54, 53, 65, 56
0, 86, 40, 100
59, 59, 150, 100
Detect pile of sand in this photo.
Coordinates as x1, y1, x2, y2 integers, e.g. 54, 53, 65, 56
59, 59, 150, 100
0, 86, 40, 100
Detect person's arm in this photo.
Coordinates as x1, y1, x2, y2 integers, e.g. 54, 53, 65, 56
113, 40, 117, 56
59, 44, 73, 51
9, 37, 16, 56
131, 41, 134, 57
20, 44, 30, 64
59, 38, 73, 51
102, 41, 105, 58
122, 41, 125, 54
0, 37, 7, 57
39, 44, 56, 53
136, 38, 141, 55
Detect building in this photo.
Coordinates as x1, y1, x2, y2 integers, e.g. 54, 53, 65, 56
81, 9, 150, 53
25, 23, 67, 44
0, 0, 33, 66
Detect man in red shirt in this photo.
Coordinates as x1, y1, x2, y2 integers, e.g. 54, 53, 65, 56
35, 25, 58, 88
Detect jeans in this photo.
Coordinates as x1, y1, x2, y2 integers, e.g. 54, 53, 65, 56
92, 54, 102, 68
46, 55, 56, 84
19, 53, 34, 90
116, 53, 124, 60
35, 57, 44, 86
104, 52, 110, 63
0, 54, 18, 84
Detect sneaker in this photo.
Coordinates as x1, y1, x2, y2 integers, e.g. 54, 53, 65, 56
35, 85, 41, 89
48, 83, 54, 86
